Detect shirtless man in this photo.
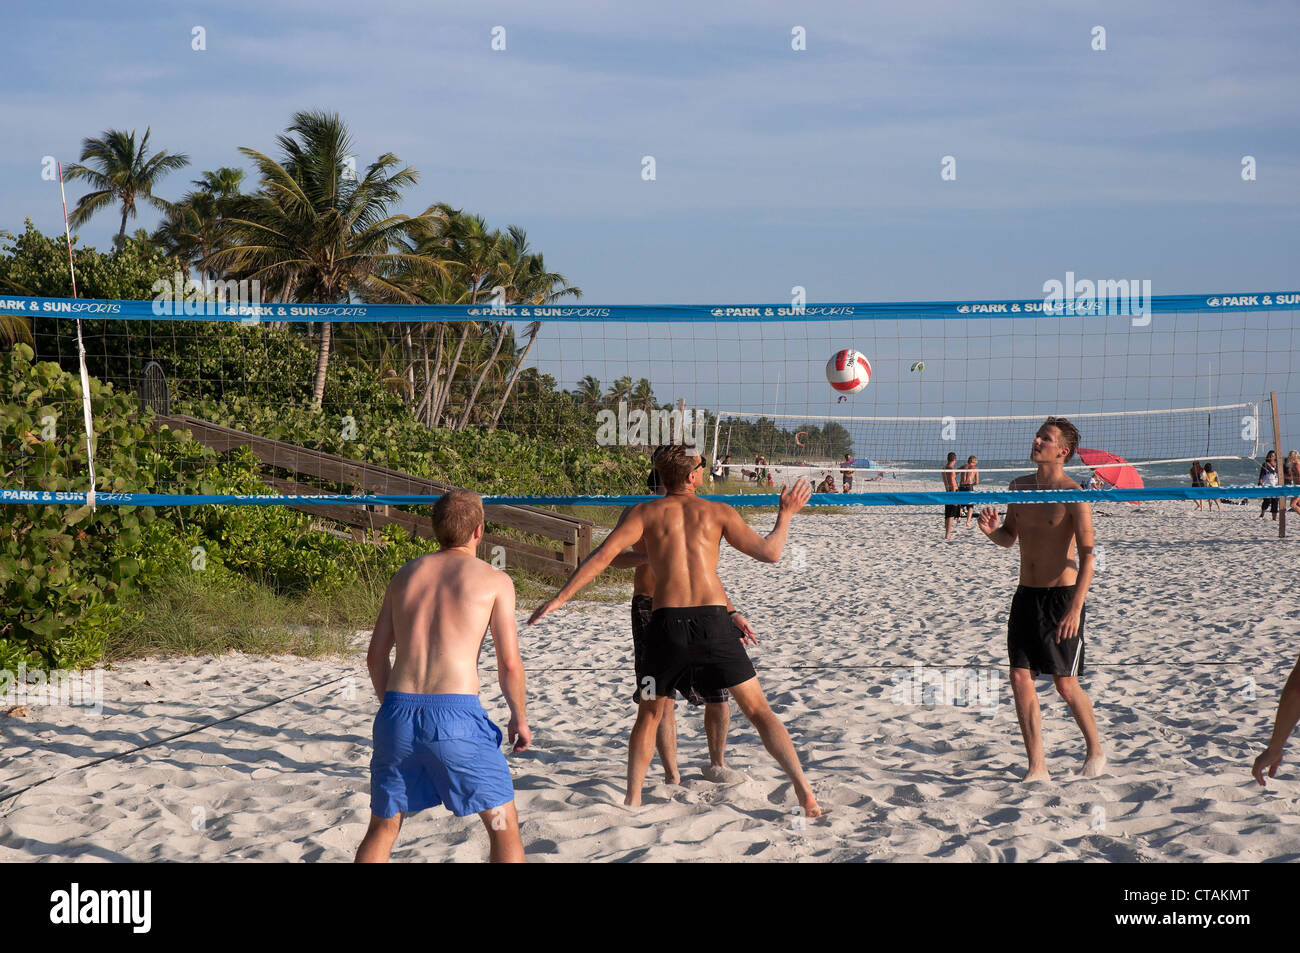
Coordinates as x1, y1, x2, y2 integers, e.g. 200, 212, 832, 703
978, 418, 1106, 781
942, 452, 960, 539
959, 455, 980, 525
610, 455, 754, 785
1252, 652, 1300, 787
529, 446, 821, 817
355, 489, 530, 863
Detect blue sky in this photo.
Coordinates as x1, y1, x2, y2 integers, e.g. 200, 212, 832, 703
2, 1, 1297, 448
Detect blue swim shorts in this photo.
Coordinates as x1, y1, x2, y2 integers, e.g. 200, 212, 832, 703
370, 692, 515, 818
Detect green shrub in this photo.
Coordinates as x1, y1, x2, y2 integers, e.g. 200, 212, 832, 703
0, 343, 221, 668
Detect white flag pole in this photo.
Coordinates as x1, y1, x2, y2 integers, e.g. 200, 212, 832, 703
58, 161, 96, 512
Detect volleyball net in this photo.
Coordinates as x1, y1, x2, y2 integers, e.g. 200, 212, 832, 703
1, 290, 1296, 508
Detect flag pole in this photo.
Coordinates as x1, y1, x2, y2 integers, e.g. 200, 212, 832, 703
58, 161, 96, 512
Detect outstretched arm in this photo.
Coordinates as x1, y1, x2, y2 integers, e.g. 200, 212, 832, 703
1254, 654, 1300, 786
720, 478, 812, 563
528, 505, 646, 623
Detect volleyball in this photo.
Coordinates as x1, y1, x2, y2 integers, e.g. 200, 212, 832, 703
826, 349, 872, 394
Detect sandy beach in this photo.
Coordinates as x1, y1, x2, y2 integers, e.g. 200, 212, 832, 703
3, 491, 1298, 862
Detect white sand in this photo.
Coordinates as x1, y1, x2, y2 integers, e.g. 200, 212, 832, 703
3, 492, 1298, 862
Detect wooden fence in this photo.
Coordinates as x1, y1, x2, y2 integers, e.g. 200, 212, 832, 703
151, 414, 594, 578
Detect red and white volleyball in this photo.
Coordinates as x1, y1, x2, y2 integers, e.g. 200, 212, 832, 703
826, 349, 871, 395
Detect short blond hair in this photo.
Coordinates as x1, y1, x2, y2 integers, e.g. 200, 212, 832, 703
654, 444, 700, 490
432, 489, 483, 548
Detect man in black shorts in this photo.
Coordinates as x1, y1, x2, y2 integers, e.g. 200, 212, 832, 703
977, 417, 1106, 781
611, 456, 754, 784
530, 446, 820, 816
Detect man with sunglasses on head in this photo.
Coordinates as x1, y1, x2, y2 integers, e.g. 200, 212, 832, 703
607, 448, 753, 785
530, 445, 820, 817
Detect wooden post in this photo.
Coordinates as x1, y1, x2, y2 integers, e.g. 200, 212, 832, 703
1271, 391, 1285, 539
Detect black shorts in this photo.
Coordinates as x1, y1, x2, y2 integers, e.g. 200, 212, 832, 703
630, 597, 731, 705
944, 503, 962, 518
1007, 585, 1086, 678
635, 605, 754, 704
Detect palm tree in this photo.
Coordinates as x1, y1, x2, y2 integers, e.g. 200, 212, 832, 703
153, 167, 244, 279
460, 225, 582, 429
210, 111, 446, 409
573, 376, 603, 410
0, 314, 32, 346
63, 128, 190, 242
487, 240, 581, 429
434, 214, 503, 428
452, 222, 513, 429
606, 376, 635, 407
632, 378, 653, 402
488, 320, 541, 429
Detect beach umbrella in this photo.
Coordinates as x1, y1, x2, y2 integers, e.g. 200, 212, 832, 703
1077, 448, 1143, 491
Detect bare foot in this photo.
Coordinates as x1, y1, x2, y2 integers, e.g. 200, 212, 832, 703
664, 772, 682, 786
1078, 753, 1108, 778
702, 764, 748, 783
623, 793, 641, 808
799, 790, 823, 819
1022, 764, 1051, 783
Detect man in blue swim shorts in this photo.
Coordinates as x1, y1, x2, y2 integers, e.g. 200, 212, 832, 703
355, 489, 530, 863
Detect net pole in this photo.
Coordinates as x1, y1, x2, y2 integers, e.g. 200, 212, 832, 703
58, 161, 96, 512
710, 411, 721, 468
1271, 391, 1285, 539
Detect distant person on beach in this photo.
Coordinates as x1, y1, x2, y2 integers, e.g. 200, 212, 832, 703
1259, 450, 1280, 520
943, 452, 961, 539
529, 447, 821, 817
1203, 463, 1222, 513
841, 453, 855, 494
958, 455, 980, 524
816, 473, 836, 494
721, 455, 732, 481
1253, 652, 1300, 787
608, 453, 752, 785
978, 417, 1105, 782
1285, 451, 1300, 517
1190, 460, 1205, 512
1086, 470, 1104, 491
710, 457, 724, 483
356, 489, 528, 863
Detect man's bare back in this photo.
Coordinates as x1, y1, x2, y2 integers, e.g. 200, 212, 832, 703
631, 494, 765, 608
376, 550, 516, 696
